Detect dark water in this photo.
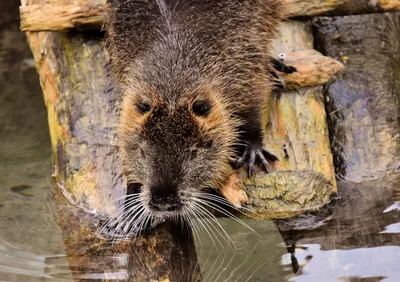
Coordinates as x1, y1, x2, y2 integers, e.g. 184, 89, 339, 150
1, 2, 399, 282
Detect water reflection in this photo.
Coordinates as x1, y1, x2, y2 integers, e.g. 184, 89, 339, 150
0, 0, 68, 280
55, 190, 288, 281
52, 171, 400, 281
276, 173, 400, 282
284, 244, 400, 282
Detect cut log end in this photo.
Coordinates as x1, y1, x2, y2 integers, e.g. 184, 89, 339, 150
242, 170, 335, 218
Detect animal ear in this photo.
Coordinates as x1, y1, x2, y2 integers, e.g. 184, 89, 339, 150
191, 99, 212, 117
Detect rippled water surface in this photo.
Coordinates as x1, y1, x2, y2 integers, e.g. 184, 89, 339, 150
1, 2, 399, 281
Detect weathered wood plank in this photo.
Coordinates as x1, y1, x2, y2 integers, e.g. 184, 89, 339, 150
20, 0, 104, 31
19, 0, 400, 32
26, 30, 125, 215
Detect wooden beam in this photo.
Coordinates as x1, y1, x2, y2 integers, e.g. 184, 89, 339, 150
19, 0, 400, 32
20, 0, 104, 31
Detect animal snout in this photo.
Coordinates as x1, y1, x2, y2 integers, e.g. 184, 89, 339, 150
149, 192, 182, 212
150, 201, 182, 211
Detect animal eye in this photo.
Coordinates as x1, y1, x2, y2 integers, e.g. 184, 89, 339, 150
137, 101, 151, 115
191, 100, 211, 117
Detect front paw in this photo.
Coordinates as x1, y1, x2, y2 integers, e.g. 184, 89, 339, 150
235, 144, 279, 177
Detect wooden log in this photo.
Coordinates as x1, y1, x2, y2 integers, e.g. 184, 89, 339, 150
313, 13, 400, 182
20, 0, 105, 31
225, 21, 339, 217
235, 21, 337, 218
284, 0, 400, 17
26, 30, 125, 216
24, 19, 337, 220
19, 0, 400, 32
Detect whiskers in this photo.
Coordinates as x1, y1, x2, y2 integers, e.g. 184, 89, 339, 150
181, 191, 260, 251
95, 191, 259, 250
95, 193, 154, 243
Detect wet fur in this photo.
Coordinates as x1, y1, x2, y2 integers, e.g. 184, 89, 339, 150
104, 0, 281, 218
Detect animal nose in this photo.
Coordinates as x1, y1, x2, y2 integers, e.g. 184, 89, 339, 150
149, 193, 182, 212
150, 201, 181, 211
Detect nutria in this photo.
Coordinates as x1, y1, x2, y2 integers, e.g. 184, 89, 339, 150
104, 0, 292, 233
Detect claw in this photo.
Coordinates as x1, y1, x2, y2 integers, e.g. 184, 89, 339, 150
262, 149, 279, 162
270, 57, 297, 74
235, 144, 279, 177
258, 151, 271, 172
235, 149, 249, 169
271, 71, 286, 88
248, 151, 256, 177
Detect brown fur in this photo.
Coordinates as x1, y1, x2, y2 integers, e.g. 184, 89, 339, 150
104, 0, 281, 216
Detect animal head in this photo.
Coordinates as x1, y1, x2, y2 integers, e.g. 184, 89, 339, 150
118, 79, 240, 220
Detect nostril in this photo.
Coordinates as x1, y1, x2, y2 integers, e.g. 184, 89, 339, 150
167, 204, 180, 211
190, 149, 198, 160
127, 182, 142, 194
150, 193, 182, 212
